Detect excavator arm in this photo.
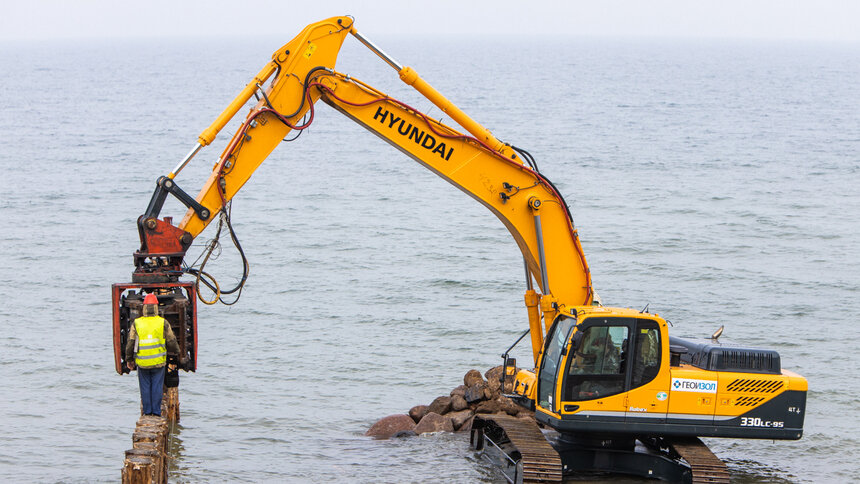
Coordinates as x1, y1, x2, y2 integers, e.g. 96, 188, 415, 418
114, 16, 591, 375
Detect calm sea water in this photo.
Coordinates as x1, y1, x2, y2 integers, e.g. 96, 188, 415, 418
0, 33, 857, 483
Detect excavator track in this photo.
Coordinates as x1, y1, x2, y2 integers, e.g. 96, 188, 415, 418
472, 415, 731, 483
471, 414, 562, 483
670, 437, 730, 484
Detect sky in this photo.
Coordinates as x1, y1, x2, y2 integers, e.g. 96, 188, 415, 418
1, 0, 858, 42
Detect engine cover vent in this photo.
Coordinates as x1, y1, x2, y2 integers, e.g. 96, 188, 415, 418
669, 337, 781, 375
727, 378, 784, 393
733, 396, 767, 406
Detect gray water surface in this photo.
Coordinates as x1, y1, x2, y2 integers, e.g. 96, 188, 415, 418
0, 35, 857, 482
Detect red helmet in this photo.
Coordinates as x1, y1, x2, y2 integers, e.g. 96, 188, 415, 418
143, 293, 158, 305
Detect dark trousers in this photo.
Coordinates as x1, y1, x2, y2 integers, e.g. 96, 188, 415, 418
137, 366, 166, 416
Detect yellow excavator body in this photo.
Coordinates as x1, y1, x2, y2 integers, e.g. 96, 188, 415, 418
513, 306, 806, 441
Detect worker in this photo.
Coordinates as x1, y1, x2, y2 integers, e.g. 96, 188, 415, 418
569, 329, 624, 398
596, 334, 621, 374
571, 330, 620, 374
125, 293, 181, 416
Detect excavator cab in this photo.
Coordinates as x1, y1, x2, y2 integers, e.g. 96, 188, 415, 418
532, 307, 805, 440
533, 309, 667, 422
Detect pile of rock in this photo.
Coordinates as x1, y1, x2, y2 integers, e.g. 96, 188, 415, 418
365, 365, 534, 439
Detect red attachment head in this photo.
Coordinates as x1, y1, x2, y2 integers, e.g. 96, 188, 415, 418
143, 293, 158, 305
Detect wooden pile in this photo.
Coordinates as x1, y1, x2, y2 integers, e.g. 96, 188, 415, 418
121, 387, 179, 483
121, 415, 170, 484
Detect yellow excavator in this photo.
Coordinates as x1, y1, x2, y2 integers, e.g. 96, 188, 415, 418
110, 16, 806, 483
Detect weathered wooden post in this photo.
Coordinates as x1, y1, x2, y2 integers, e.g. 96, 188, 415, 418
122, 386, 177, 483
163, 387, 180, 423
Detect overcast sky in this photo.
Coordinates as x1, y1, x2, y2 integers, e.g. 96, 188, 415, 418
1, 0, 858, 42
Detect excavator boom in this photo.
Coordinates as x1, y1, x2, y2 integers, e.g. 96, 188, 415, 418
172, 18, 591, 315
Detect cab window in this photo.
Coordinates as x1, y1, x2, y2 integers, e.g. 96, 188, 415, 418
631, 320, 661, 387
565, 323, 628, 400
537, 316, 576, 411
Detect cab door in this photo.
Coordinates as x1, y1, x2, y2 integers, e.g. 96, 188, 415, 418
624, 319, 669, 424
562, 320, 630, 422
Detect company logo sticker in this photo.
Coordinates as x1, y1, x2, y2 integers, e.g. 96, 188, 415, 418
671, 378, 717, 393
656, 391, 668, 401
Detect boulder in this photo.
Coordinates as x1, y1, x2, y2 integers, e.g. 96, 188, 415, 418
427, 396, 452, 415
487, 375, 501, 394
391, 430, 417, 438
465, 382, 488, 404
365, 414, 417, 440
475, 399, 502, 414
464, 369, 484, 387
447, 409, 474, 430
458, 415, 474, 432
450, 385, 468, 398
485, 365, 503, 383
450, 394, 468, 412
414, 412, 454, 434
498, 396, 520, 416
408, 405, 429, 423
486, 365, 518, 393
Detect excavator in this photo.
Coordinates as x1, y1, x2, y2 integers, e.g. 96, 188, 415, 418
110, 16, 807, 483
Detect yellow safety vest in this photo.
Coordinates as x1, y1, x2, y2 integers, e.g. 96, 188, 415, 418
134, 316, 167, 368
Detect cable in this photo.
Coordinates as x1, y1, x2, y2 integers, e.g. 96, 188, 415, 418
283, 112, 309, 142
183, 203, 249, 306
511, 145, 539, 172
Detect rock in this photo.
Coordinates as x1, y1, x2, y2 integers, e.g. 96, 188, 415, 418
450, 385, 468, 398
450, 394, 468, 412
485, 365, 504, 383
458, 415, 474, 432
391, 430, 417, 438
372, 366, 529, 440
487, 375, 501, 393
486, 365, 518, 393
464, 369, 484, 387
498, 396, 520, 416
465, 382, 488, 403
408, 405, 429, 423
365, 414, 417, 440
447, 409, 474, 430
475, 399, 502, 414
427, 396, 452, 415
414, 412, 454, 434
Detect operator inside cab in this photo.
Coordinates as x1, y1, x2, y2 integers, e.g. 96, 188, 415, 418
568, 327, 625, 398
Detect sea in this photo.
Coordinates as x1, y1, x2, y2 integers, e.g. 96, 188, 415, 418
0, 31, 857, 483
